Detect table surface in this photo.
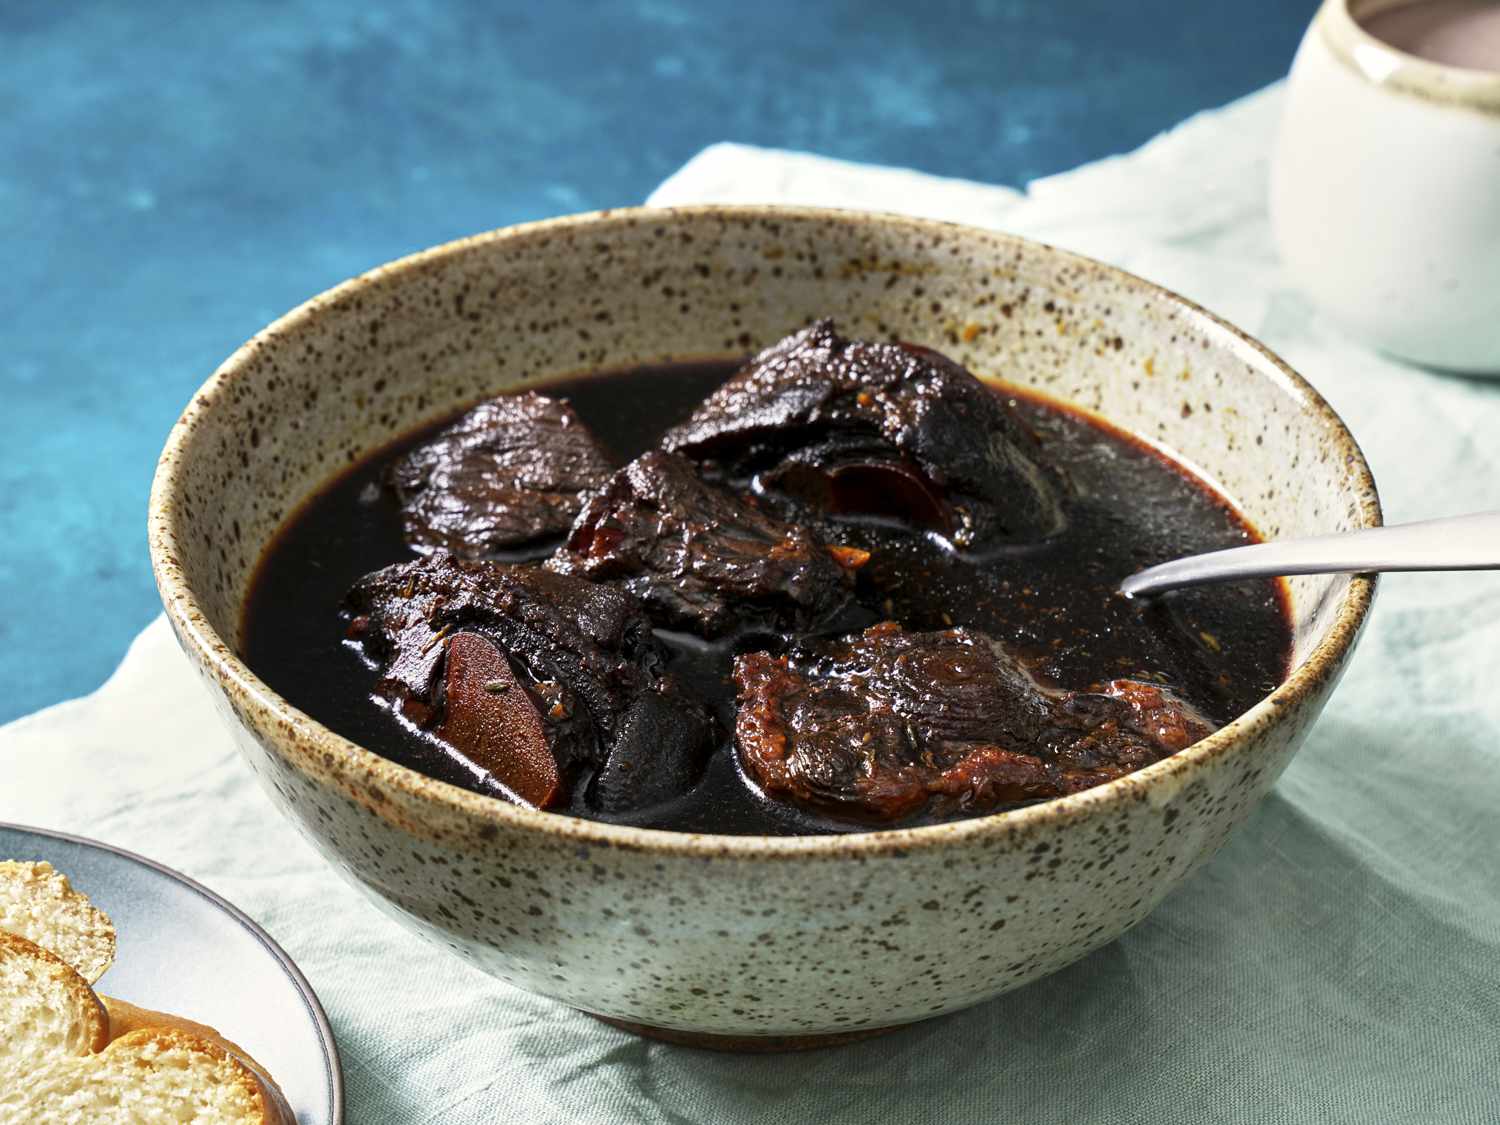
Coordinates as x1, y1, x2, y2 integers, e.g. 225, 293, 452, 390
1, 0, 1315, 722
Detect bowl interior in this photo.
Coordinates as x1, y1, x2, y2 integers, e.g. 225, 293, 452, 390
154, 206, 1378, 795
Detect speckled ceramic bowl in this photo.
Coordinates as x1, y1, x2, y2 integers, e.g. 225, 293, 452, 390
149, 207, 1379, 1049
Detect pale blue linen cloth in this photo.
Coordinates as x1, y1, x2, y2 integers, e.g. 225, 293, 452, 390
3, 84, 1497, 1122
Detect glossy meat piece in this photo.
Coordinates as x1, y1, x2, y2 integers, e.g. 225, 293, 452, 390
661, 320, 1065, 549
734, 623, 1214, 823
390, 392, 614, 556
547, 451, 869, 638
344, 554, 713, 809
590, 687, 716, 813
435, 632, 559, 807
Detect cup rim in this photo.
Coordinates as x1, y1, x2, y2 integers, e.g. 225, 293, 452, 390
1322, 0, 1500, 112
149, 204, 1382, 860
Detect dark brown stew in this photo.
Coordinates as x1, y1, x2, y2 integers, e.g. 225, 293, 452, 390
242, 330, 1292, 836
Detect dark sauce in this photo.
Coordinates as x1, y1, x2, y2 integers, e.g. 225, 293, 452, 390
241, 359, 1292, 835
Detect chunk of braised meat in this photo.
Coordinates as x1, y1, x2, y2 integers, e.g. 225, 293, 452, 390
546, 451, 870, 638
390, 392, 614, 556
734, 622, 1213, 823
344, 554, 713, 812
661, 320, 1065, 549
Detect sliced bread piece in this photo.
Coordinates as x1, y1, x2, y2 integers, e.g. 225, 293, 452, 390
100, 996, 295, 1119
0, 860, 116, 984
0, 930, 109, 1082
0, 861, 293, 1122
0, 1027, 292, 1124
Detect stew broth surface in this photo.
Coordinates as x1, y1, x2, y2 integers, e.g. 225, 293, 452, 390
242, 359, 1292, 835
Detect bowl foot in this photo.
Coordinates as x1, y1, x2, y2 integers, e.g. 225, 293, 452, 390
586, 1013, 916, 1052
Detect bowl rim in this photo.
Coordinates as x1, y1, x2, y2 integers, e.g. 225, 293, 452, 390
1322, 0, 1500, 114
149, 203, 1381, 860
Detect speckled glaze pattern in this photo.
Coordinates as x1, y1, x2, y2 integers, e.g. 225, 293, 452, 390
148, 207, 1380, 1044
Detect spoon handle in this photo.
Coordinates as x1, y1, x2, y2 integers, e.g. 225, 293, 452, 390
1120, 511, 1500, 597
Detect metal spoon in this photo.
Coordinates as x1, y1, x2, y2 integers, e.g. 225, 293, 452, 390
1119, 511, 1500, 598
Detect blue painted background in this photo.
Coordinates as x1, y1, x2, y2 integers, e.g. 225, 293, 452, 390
1, 0, 1315, 721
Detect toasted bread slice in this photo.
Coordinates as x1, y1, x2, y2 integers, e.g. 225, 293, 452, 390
0, 863, 294, 1122
0, 930, 109, 1082
100, 996, 295, 1119
0, 1027, 292, 1124
0, 860, 116, 984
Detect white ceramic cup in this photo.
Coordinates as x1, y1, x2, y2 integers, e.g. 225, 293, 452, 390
1271, 0, 1500, 374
